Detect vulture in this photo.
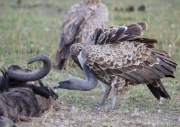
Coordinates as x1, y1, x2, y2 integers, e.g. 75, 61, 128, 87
54, 22, 177, 109
0, 54, 58, 122
55, 0, 109, 70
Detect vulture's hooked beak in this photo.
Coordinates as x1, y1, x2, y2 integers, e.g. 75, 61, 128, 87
54, 82, 61, 90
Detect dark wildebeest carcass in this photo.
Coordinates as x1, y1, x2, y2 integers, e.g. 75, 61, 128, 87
0, 54, 58, 122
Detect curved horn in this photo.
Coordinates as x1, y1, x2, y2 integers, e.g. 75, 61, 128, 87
7, 54, 51, 81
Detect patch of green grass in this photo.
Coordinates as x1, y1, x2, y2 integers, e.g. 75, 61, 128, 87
0, 0, 180, 126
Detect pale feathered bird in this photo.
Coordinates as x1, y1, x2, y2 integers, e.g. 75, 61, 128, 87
55, 0, 109, 70
54, 22, 177, 109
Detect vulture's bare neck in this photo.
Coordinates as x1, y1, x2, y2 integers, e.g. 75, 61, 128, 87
57, 64, 98, 91
84, 0, 101, 5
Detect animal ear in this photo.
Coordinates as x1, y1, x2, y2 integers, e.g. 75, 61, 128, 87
49, 88, 58, 100
32, 86, 50, 99
0, 68, 9, 92
36, 80, 58, 100
0, 112, 3, 116
38, 80, 45, 87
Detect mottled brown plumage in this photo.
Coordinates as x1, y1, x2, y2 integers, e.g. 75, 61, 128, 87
56, 22, 177, 109
55, 0, 109, 70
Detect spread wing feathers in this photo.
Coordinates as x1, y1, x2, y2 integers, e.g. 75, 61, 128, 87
82, 41, 176, 85
89, 22, 148, 45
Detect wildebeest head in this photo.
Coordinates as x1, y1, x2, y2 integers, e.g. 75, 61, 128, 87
0, 54, 58, 100
0, 54, 58, 122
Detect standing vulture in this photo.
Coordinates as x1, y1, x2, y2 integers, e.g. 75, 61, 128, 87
55, 0, 109, 70
54, 22, 177, 109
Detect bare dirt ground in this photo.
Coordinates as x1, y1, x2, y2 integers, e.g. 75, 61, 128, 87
17, 98, 180, 127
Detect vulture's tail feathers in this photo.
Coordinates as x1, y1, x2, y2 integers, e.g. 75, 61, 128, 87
147, 80, 170, 100
152, 48, 177, 77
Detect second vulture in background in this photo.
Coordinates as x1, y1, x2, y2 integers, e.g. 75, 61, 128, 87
55, 0, 109, 70
54, 22, 177, 109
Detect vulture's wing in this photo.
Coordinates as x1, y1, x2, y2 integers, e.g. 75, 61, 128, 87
82, 34, 176, 85
79, 22, 176, 100
58, 3, 89, 50
71, 22, 154, 70
55, 2, 109, 69
55, 3, 87, 69
87, 22, 148, 45
82, 22, 169, 84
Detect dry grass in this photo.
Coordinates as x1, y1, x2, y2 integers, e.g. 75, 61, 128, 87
0, 0, 180, 126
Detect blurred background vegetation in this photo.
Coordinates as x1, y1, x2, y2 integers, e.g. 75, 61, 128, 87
0, 0, 179, 67
0, 0, 180, 126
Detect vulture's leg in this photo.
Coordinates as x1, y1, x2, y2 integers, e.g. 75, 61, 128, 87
98, 83, 111, 107
65, 56, 71, 72
110, 78, 127, 109
110, 81, 118, 109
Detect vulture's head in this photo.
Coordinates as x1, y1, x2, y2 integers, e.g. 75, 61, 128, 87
54, 77, 85, 90
54, 78, 75, 90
